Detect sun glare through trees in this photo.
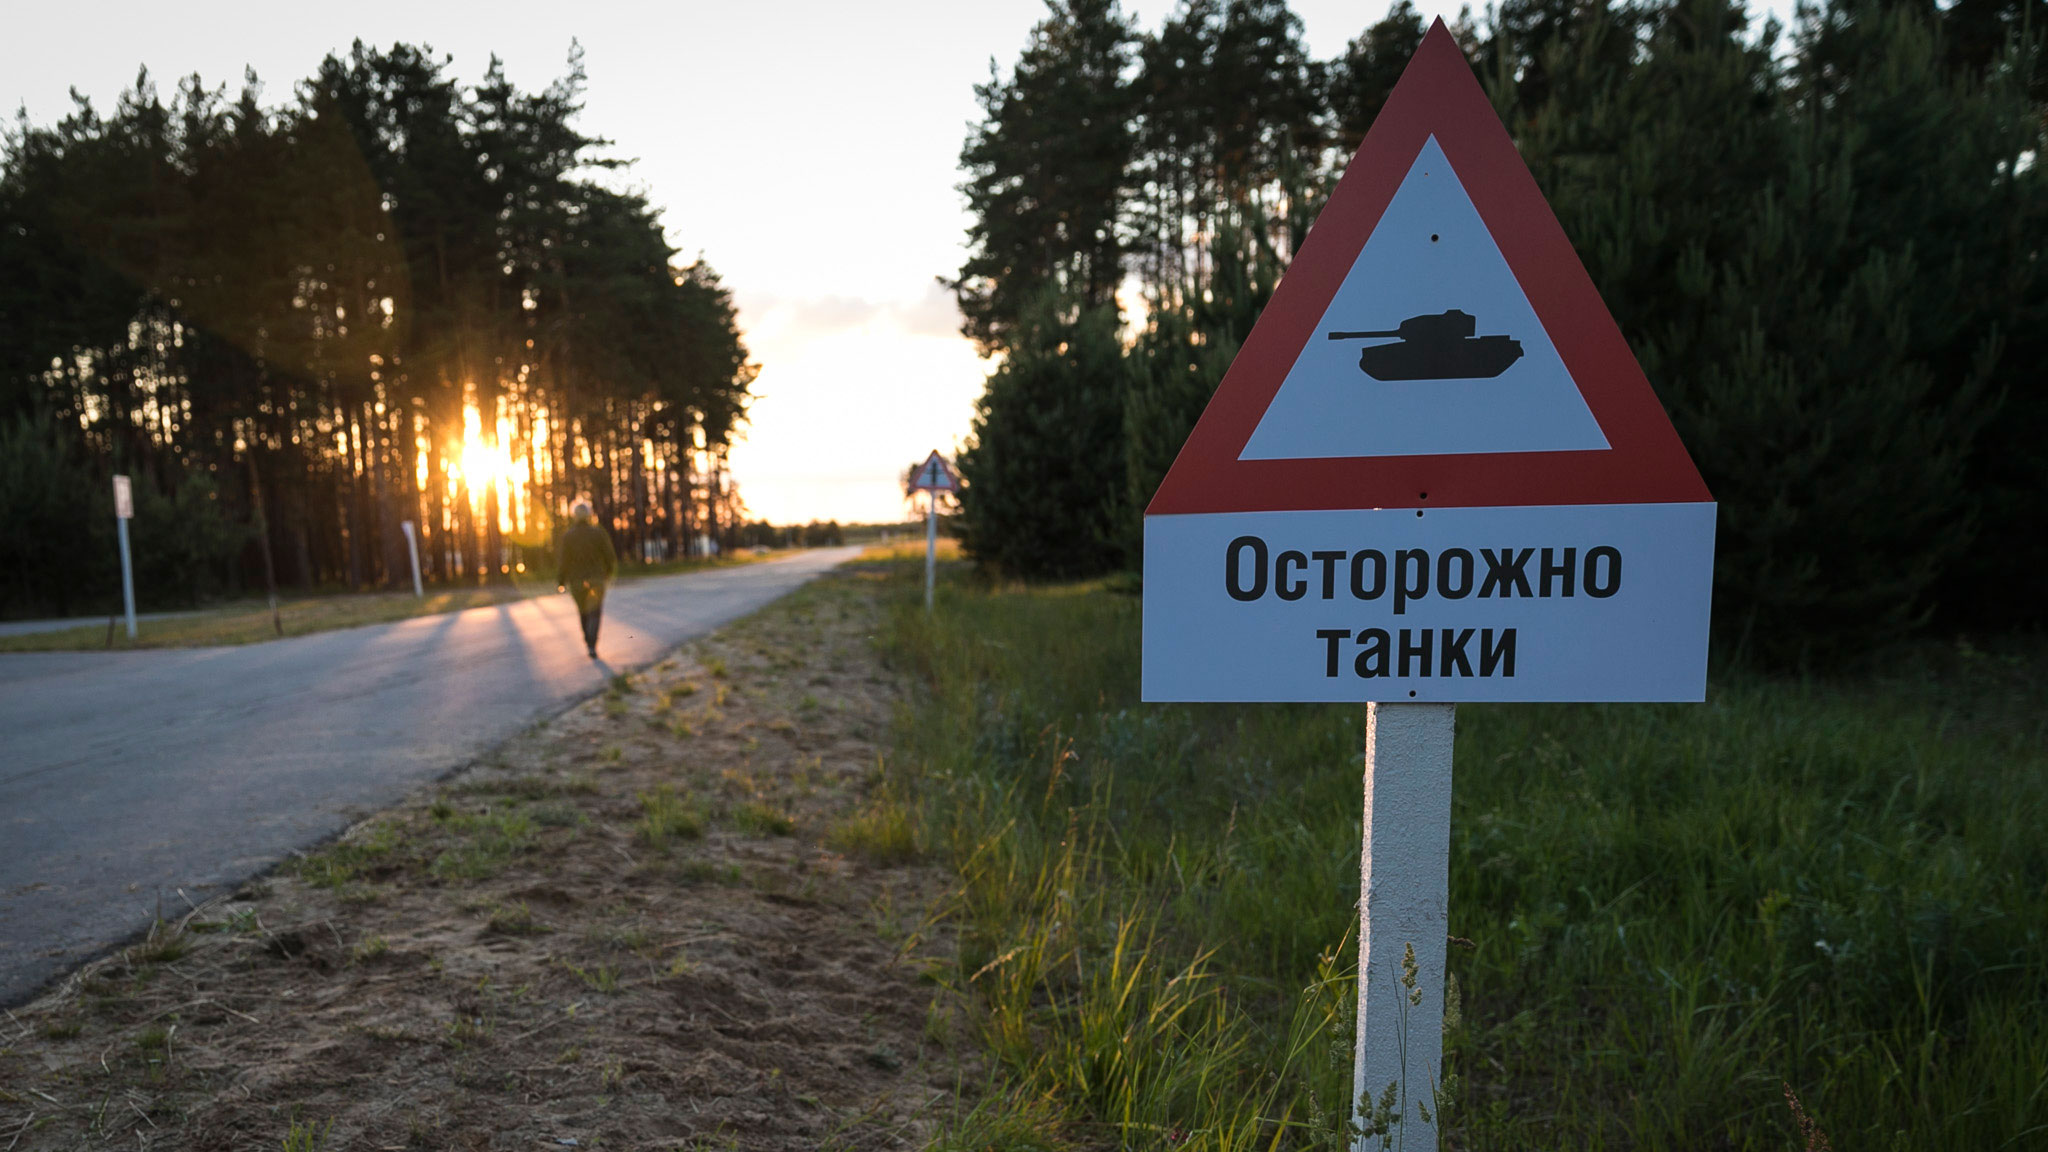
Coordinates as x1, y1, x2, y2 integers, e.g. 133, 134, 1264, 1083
0, 43, 758, 617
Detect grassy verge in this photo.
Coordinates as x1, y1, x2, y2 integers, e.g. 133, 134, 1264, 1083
0, 551, 779, 652
873, 560, 2048, 1150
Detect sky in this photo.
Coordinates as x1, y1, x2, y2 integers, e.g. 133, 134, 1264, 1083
3, 0, 1791, 526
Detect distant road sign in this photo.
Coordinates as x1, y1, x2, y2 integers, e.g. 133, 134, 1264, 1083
909, 450, 955, 612
1141, 22, 1714, 704
909, 450, 957, 493
112, 475, 133, 520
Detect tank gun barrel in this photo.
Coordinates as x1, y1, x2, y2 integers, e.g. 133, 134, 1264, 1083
1327, 330, 1401, 340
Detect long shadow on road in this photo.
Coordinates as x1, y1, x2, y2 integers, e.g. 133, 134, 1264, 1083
0, 547, 858, 1006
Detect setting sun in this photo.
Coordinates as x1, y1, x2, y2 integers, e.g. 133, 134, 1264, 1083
447, 402, 533, 537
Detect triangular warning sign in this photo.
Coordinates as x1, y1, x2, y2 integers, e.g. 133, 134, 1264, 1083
1147, 20, 1709, 515
910, 450, 957, 493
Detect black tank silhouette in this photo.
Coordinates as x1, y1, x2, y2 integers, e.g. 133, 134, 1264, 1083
1326, 310, 1524, 381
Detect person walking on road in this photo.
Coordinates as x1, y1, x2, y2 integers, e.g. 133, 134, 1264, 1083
556, 500, 617, 659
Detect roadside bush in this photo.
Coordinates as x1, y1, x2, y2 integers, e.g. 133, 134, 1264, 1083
1122, 213, 1285, 557
0, 413, 114, 617
129, 470, 249, 607
1518, 0, 2044, 659
956, 290, 1130, 580
0, 413, 251, 618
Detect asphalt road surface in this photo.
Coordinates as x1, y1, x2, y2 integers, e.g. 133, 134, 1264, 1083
0, 548, 859, 1006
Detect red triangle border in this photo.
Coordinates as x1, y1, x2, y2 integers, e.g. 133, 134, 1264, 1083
1145, 21, 1710, 515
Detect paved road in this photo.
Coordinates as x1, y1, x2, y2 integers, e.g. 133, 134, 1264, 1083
0, 548, 858, 1006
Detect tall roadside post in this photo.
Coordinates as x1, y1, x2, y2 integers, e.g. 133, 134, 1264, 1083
401, 520, 425, 598
111, 474, 137, 640
247, 449, 284, 636
1139, 22, 1715, 1147
908, 450, 958, 614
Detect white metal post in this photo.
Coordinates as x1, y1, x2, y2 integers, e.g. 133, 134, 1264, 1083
924, 492, 937, 613
115, 516, 137, 640
401, 520, 425, 598
112, 474, 137, 640
1353, 701, 1455, 1150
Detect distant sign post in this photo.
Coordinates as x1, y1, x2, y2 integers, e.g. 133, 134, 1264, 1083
908, 450, 958, 612
111, 475, 137, 640
1141, 23, 1713, 1147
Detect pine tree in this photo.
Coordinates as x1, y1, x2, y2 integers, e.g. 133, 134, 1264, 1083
951, 0, 1137, 355
0, 45, 756, 617
956, 292, 1131, 578
1128, 0, 1326, 302
1122, 210, 1286, 558
951, 0, 2047, 646
1521, 0, 2040, 655
1329, 0, 1427, 153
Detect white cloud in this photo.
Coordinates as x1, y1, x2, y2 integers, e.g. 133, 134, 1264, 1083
738, 280, 966, 348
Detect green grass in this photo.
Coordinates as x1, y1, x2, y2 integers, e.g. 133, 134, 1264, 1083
450, 773, 598, 801
564, 961, 622, 995
874, 560, 2048, 1150
128, 919, 191, 966
731, 800, 797, 837
279, 1118, 331, 1152
428, 808, 537, 881
483, 902, 545, 936
289, 823, 403, 889
674, 860, 745, 887
41, 1015, 83, 1039
0, 586, 548, 651
829, 803, 922, 864
0, 551, 777, 651
636, 786, 705, 851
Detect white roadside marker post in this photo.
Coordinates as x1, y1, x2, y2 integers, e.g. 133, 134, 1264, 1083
401, 520, 425, 598
1354, 701, 1455, 1147
112, 474, 137, 640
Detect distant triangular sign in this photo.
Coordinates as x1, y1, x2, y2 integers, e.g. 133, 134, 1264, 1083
1141, 21, 1715, 704
910, 450, 957, 493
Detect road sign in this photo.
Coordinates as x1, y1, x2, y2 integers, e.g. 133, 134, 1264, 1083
112, 475, 133, 520
909, 450, 957, 493
909, 451, 956, 611
1140, 23, 1717, 1147
1142, 21, 1714, 705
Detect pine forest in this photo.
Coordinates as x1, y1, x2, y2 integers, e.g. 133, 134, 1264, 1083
951, 0, 2048, 662
0, 43, 756, 619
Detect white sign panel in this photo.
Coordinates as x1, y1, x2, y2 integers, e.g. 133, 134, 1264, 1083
1144, 503, 1714, 702
112, 474, 133, 520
